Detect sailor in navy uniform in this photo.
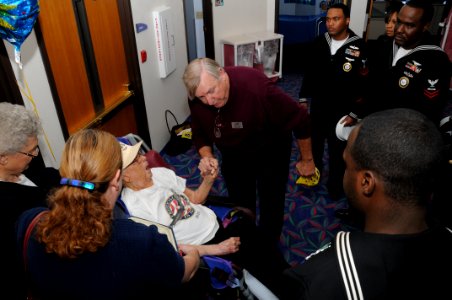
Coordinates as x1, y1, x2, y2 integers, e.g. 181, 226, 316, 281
369, 0, 451, 125
299, 3, 369, 199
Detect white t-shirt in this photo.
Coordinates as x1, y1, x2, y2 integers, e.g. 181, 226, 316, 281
393, 47, 411, 66
121, 167, 219, 245
330, 36, 348, 55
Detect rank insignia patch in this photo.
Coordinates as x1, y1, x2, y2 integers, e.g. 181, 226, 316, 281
424, 78, 440, 99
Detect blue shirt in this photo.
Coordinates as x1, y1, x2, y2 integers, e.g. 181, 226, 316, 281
17, 207, 184, 300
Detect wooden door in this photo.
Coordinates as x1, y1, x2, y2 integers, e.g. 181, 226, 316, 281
37, 0, 150, 144
84, 0, 130, 109
38, 0, 95, 133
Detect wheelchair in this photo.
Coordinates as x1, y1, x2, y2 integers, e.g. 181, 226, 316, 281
117, 134, 261, 299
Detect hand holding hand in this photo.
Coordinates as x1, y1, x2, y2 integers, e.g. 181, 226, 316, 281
199, 157, 219, 178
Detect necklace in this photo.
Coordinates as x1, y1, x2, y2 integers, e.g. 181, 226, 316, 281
214, 109, 222, 138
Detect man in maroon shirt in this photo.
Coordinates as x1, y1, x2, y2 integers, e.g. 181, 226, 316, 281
183, 58, 316, 247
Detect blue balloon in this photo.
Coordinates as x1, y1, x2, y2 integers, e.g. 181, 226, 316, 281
0, 0, 40, 52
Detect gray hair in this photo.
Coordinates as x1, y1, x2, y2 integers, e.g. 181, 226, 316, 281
182, 58, 221, 100
0, 102, 41, 154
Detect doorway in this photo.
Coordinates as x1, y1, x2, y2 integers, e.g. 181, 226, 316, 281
276, 0, 330, 73
184, 0, 215, 61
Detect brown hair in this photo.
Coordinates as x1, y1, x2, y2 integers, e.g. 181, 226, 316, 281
36, 129, 122, 258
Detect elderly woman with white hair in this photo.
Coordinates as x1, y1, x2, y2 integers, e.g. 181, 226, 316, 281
0, 102, 60, 299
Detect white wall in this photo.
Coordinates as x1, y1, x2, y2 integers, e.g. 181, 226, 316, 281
130, 0, 190, 152
267, 0, 276, 31
349, 0, 368, 38
4, 33, 65, 169
212, 0, 275, 63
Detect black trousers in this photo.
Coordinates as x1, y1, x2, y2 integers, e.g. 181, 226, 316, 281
218, 133, 292, 243
311, 113, 346, 199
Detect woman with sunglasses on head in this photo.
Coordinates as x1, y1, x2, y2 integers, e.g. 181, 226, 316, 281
16, 129, 200, 300
0, 102, 60, 299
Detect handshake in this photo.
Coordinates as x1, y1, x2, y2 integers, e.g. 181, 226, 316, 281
198, 157, 219, 178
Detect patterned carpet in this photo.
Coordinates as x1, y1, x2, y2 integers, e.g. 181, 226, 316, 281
160, 72, 351, 267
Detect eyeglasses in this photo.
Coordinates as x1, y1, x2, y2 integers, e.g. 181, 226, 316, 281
214, 111, 223, 138
17, 147, 39, 158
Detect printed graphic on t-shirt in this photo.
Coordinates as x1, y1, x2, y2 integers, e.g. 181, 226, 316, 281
165, 193, 195, 220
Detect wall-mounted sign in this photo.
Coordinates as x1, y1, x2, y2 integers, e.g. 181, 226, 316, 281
153, 6, 176, 78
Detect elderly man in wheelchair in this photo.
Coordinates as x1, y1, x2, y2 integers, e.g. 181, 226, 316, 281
120, 140, 241, 257
116, 135, 287, 299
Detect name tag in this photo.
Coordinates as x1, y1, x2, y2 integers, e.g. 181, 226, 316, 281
231, 122, 243, 129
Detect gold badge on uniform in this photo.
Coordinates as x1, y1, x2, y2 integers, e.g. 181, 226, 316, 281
399, 76, 409, 88
343, 62, 352, 72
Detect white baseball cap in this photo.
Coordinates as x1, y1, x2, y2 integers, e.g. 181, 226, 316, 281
119, 141, 143, 169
